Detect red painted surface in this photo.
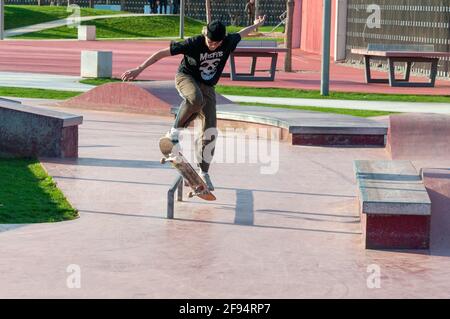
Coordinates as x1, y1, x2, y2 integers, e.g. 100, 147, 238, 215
62, 126, 78, 158
293, 134, 385, 146
1, 40, 450, 95
362, 213, 431, 250
300, 0, 336, 57
62, 82, 173, 115
62, 81, 232, 115
423, 169, 450, 251
388, 114, 450, 160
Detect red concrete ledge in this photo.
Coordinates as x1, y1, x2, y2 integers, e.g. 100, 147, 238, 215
387, 113, 450, 160
294, 134, 385, 146
0, 100, 82, 158
354, 160, 431, 250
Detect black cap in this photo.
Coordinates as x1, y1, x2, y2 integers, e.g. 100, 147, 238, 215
206, 20, 226, 41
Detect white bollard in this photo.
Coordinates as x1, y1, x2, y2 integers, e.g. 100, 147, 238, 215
78, 25, 96, 41
81, 51, 112, 78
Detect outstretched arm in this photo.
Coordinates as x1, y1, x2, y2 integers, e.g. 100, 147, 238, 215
121, 47, 172, 81
238, 15, 266, 38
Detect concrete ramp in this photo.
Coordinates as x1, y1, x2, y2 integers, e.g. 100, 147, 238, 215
61, 81, 233, 116
388, 113, 450, 160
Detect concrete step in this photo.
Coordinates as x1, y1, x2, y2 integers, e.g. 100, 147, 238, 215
354, 160, 431, 249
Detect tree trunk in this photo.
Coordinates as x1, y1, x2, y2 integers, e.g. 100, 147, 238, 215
205, 0, 212, 24
284, 0, 294, 72
0, 0, 4, 41
254, 0, 260, 31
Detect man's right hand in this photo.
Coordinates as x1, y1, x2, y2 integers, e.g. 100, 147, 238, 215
121, 67, 143, 82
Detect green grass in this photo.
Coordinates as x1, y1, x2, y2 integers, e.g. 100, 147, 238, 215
79, 78, 122, 86
0, 84, 395, 118
216, 86, 450, 103
13, 15, 282, 41
14, 16, 205, 39
0, 158, 78, 223
0, 87, 80, 99
76, 78, 450, 104
5, 5, 126, 30
239, 102, 396, 117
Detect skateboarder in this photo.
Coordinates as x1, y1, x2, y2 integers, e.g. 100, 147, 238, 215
121, 16, 266, 190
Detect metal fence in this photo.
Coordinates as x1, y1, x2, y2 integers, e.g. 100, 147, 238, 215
347, 0, 450, 78
5, 0, 287, 26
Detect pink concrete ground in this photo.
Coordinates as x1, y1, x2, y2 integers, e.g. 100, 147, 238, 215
1, 40, 450, 95
1, 101, 450, 298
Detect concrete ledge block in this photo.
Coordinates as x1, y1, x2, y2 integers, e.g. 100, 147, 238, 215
81, 50, 112, 78
78, 25, 96, 41
0, 100, 83, 158
354, 160, 431, 249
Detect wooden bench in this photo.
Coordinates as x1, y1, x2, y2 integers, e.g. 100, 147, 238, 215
223, 40, 288, 81
0, 100, 83, 158
351, 44, 450, 87
354, 160, 431, 249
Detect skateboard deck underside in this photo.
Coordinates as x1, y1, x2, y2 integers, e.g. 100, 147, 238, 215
159, 137, 215, 201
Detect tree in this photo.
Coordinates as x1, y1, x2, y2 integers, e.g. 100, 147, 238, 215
284, 0, 294, 72
205, 0, 212, 24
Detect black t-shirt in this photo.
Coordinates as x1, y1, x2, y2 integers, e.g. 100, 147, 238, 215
170, 33, 242, 86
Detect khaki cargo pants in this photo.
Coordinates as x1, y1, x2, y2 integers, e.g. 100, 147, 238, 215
174, 72, 218, 173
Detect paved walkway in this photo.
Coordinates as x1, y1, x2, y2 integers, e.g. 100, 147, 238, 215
5, 14, 162, 37
1, 40, 449, 95
1, 101, 450, 298
0, 71, 93, 92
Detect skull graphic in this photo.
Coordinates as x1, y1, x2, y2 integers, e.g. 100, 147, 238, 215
200, 58, 221, 81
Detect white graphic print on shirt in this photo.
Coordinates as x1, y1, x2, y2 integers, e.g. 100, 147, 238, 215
199, 51, 224, 81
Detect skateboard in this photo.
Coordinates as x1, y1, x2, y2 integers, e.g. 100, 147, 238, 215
159, 137, 216, 201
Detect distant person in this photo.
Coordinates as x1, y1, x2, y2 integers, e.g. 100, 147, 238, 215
148, 0, 157, 13
245, 0, 256, 26
159, 0, 168, 14
173, 0, 180, 14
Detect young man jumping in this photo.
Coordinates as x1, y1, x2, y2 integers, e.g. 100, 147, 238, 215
121, 16, 266, 191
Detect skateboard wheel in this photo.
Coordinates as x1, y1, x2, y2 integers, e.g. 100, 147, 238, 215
160, 158, 167, 164
188, 192, 194, 198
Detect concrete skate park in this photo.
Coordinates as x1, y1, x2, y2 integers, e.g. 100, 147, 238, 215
2, 76, 450, 298
2, 2, 450, 299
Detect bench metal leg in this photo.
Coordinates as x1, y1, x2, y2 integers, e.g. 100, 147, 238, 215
229, 54, 237, 81
430, 58, 438, 87
250, 56, 257, 76
222, 55, 258, 79
230, 53, 278, 81
167, 175, 183, 219
388, 57, 438, 87
405, 61, 412, 82
364, 55, 389, 84
269, 53, 278, 81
